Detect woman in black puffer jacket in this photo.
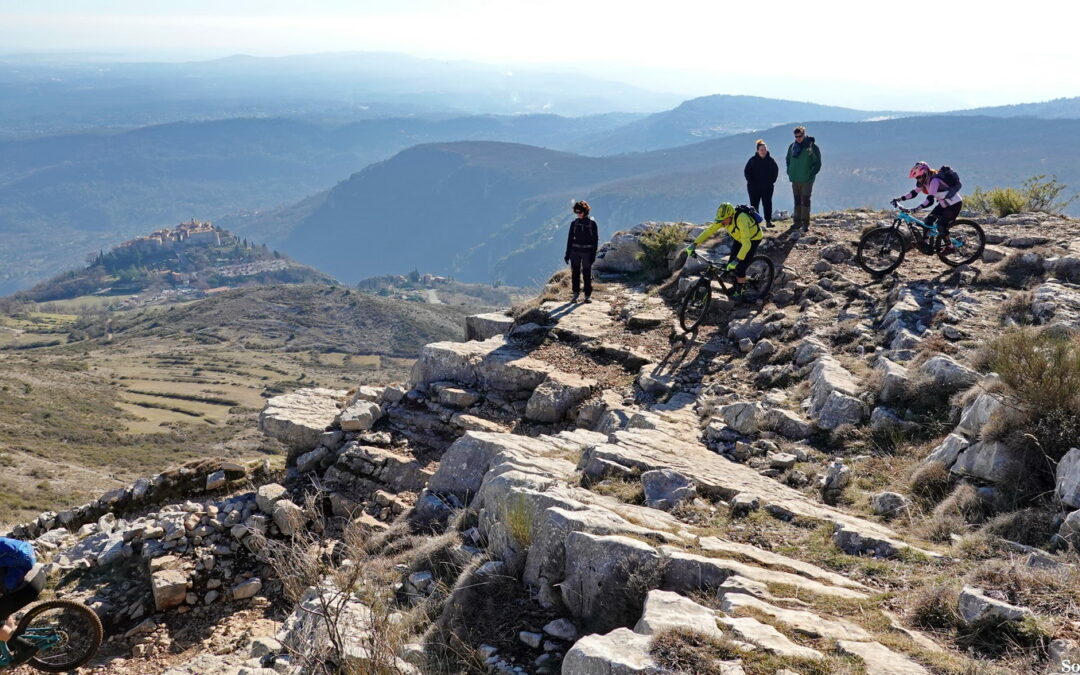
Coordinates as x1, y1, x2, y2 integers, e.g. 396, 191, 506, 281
744, 139, 779, 227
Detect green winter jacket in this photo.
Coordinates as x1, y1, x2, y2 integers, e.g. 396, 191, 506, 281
785, 136, 822, 184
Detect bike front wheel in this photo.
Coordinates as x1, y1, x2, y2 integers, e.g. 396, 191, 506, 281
679, 277, 712, 332
742, 255, 775, 301
856, 226, 907, 275
937, 219, 986, 267
16, 600, 103, 673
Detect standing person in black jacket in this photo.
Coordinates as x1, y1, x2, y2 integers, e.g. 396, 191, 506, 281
744, 139, 779, 228
564, 200, 599, 303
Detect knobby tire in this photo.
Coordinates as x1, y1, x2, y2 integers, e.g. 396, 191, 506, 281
16, 599, 103, 673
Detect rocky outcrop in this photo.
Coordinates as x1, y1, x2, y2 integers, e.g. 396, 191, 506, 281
466, 311, 514, 341
259, 388, 346, 450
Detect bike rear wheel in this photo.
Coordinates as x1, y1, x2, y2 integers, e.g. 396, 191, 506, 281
937, 219, 986, 267
16, 600, 103, 673
857, 226, 907, 275
742, 255, 775, 301
679, 277, 712, 332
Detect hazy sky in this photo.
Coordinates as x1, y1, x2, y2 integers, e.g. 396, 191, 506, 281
1, 0, 1076, 111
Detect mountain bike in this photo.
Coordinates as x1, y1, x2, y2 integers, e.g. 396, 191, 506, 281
0, 600, 103, 672
678, 249, 774, 332
855, 207, 985, 276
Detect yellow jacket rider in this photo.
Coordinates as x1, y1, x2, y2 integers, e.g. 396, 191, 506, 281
684, 202, 764, 298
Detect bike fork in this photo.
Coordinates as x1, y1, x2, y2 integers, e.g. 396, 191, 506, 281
0, 640, 11, 666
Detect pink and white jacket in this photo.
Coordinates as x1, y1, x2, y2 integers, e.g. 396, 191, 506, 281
896, 175, 963, 209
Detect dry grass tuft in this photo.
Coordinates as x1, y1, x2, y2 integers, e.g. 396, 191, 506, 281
981, 509, 1057, 548
934, 483, 991, 525
909, 461, 954, 507
907, 584, 963, 631
650, 628, 866, 675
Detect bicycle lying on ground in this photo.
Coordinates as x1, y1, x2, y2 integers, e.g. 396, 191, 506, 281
678, 249, 774, 332
855, 207, 985, 276
0, 599, 103, 672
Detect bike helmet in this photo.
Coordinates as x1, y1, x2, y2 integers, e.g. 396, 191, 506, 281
909, 161, 931, 180
715, 202, 735, 222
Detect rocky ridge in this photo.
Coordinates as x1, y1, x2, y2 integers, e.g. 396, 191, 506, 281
9, 210, 1080, 674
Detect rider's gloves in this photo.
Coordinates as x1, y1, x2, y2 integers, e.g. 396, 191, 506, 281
685, 244, 696, 255
890, 199, 899, 208
725, 261, 738, 271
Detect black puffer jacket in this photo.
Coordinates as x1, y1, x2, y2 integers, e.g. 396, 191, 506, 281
565, 217, 598, 260
744, 152, 779, 188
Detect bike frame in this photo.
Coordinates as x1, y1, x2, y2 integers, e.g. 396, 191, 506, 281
688, 250, 736, 292
0, 627, 62, 668
896, 209, 940, 238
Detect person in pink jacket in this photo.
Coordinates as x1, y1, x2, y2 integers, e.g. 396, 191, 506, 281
891, 162, 963, 247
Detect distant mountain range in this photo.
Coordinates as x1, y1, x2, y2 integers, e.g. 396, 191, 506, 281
3, 78, 1080, 295
579, 93, 1080, 155
252, 115, 1080, 287
579, 95, 905, 154
0, 51, 680, 136
0, 114, 637, 295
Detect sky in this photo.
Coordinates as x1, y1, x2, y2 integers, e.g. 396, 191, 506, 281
1, 0, 1076, 111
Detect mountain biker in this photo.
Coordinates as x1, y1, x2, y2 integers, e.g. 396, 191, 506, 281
0, 537, 39, 656
564, 200, 599, 304
684, 202, 764, 299
891, 162, 963, 249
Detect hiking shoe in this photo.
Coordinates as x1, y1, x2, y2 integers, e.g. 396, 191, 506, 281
10, 638, 38, 666
570, 294, 579, 303
583, 295, 592, 303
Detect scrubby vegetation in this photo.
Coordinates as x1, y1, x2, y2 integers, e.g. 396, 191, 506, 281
967, 175, 1077, 217
984, 327, 1080, 469
636, 223, 687, 280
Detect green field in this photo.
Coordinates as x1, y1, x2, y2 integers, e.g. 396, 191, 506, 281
0, 284, 475, 529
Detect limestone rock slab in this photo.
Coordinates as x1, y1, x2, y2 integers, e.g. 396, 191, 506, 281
258, 388, 346, 451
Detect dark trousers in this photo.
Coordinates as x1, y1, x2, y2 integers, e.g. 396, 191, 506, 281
0, 573, 43, 622
924, 201, 962, 232
569, 251, 593, 297
747, 184, 774, 223
728, 239, 761, 277
792, 181, 813, 228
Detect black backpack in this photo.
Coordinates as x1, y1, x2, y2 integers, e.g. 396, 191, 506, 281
937, 165, 962, 199
734, 204, 764, 224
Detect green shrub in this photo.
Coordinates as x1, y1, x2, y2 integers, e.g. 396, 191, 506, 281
908, 584, 961, 630
967, 175, 1076, 217
988, 328, 1080, 424
636, 224, 686, 280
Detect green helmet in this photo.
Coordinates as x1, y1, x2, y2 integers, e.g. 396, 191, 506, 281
715, 202, 735, 222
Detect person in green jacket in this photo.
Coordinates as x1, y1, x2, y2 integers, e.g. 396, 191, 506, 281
684, 202, 764, 299
785, 126, 822, 232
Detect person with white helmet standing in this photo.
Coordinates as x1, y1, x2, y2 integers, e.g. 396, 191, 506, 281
891, 161, 964, 249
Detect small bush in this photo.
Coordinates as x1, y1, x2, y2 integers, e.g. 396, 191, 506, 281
908, 584, 962, 630
920, 512, 967, 543
636, 224, 686, 281
935, 484, 990, 524
999, 291, 1034, 325
967, 175, 1076, 217
982, 508, 1056, 548
957, 614, 1049, 657
969, 186, 1027, 217
910, 461, 954, 506
986, 328, 1080, 464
